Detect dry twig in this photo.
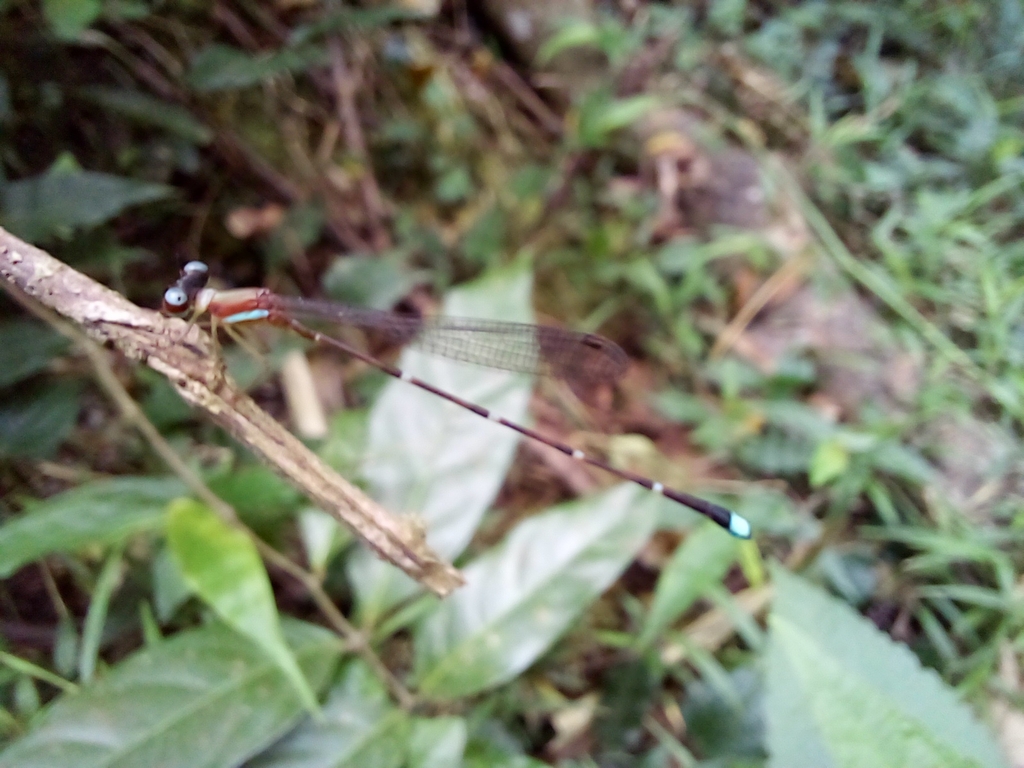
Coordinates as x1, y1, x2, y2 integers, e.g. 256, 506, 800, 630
0, 227, 463, 597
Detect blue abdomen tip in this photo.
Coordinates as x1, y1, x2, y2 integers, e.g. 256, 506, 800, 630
729, 514, 752, 539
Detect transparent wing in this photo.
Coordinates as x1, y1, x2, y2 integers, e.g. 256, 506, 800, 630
277, 297, 629, 386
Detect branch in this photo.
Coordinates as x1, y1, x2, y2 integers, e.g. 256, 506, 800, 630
0, 227, 463, 597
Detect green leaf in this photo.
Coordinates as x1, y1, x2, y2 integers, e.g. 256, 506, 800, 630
766, 566, 1005, 768
638, 523, 740, 648
77, 87, 213, 144
0, 477, 182, 577
0, 620, 339, 768
298, 508, 347, 576
78, 545, 124, 683
0, 320, 71, 388
207, 464, 302, 531
414, 485, 659, 699
577, 93, 660, 148
0, 380, 83, 459
289, 6, 427, 45
407, 717, 467, 768
322, 251, 427, 311
41, 0, 100, 39
461, 206, 506, 266
0, 168, 173, 241
537, 21, 601, 64
869, 441, 935, 484
809, 439, 850, 487
349, 262, 536, 625
187, 44, 329, 92
151, 546, 192, 622
249, 660, 409, 768
434, 165, 473, 203
166, 500, 319, 714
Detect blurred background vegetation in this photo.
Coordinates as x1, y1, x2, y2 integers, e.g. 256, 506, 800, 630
0, 0, 1022, 766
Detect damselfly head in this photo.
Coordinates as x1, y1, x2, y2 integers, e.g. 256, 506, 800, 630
162, 285, 190, 316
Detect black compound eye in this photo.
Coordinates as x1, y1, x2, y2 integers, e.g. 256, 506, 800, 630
162, 286, 190, 315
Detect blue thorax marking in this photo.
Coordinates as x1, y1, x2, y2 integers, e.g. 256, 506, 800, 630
223, 309, 270, 324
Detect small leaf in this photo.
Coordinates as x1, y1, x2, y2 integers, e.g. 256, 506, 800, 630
638, 523, 740, 648
78, 545, 124, 683
42, 0, 100, 39
298, 507, 347, 575
187, 44, 329, 92
809, 439, 850, 487
414, 485, 659, 699
1, 168, 173, 241
289, 6, 426, 45
577, 93, 660, 148
434, 165, 473, 203
537, 21, 601, 64
0, 477, 182, 578
78, 87, 213, 144
250, 660, 409, 768
0, 620, 339, 768
151, 546, 192, 622
461, 206, 506, 266
349, 262, 535, 625
166, 500, 319, 713
0, 320, 71, 388
766, 566, 1005, 768
0, 380, 83, 459
869, 441, 935, 484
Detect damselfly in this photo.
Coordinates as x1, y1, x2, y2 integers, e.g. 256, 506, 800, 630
162, 261, 751, 538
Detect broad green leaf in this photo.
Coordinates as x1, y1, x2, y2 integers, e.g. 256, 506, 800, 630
0, 380, 82, 458
766, 566, 1005, 768
250, 660, 409, 768
407, 717, 467, 768
0, 169, 172, 241
349, 262, 535, 625
638, 523, 740, 648
0, 321, 70, 388
809, 439, 850, 487
77, 87, 213, 144
0, 477, 182, 577
41, 0, 100, 39
166, 500, 318, 713
0, 620, 339, 768
187, 44, 329, 92
682, 667, 765, 761
415, 485, 659, 699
